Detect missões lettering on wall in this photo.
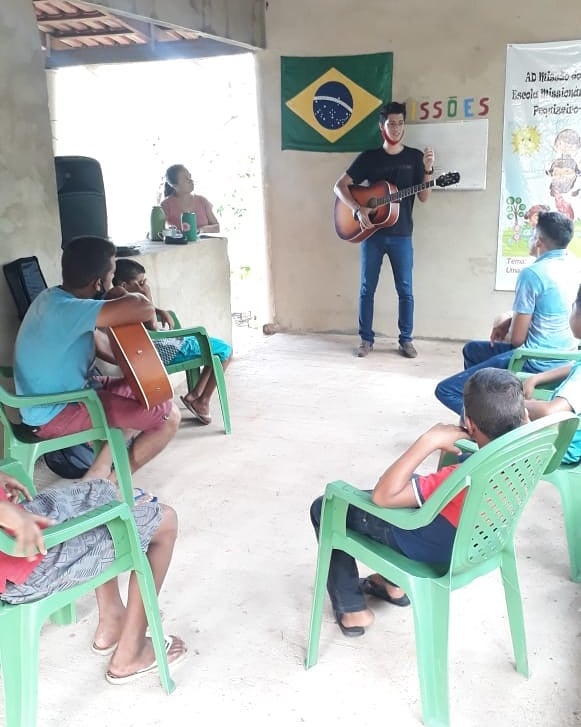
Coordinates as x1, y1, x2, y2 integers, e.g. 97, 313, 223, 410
405, 96, 490, 122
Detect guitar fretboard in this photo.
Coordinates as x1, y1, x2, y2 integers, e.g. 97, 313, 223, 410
376, 179, 436, 206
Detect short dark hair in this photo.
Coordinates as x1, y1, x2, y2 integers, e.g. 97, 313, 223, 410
164, 163, 187, 198
379, 101, 406, 123
113, 258, 146, 286
536, 210, 574, 249
463, 368, 525, 440
61, 236, 116, 289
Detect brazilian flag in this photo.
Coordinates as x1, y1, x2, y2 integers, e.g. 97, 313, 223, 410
281, 52, 393, 152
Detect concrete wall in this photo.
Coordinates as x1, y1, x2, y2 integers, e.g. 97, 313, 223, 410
0, 0, 62, 363
94, 0, 265, 48
258, 0, 581, 341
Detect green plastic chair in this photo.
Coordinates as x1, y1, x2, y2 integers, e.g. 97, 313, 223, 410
149, 311, 231, 434
305, 412, 578, 727
509, 348, 581, 582
508, 346, 581, 400
0, 457, 173, 727
0, 366, 134, 506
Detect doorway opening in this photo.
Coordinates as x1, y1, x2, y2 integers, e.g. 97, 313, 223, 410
48, 53, 269, 344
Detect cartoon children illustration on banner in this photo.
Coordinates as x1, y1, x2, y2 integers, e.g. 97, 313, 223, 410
497, 40, 581, 290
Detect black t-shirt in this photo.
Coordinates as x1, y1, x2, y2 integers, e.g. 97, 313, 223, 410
346, 146, 424, 236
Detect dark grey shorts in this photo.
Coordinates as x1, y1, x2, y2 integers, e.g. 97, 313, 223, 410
1, 480, 161, 605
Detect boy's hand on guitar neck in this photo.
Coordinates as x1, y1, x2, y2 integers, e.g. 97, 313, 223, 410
101, 286, 157, 330
354, 206, 374, 230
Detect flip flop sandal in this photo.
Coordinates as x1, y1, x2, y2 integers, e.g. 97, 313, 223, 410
180, 396, 212, 425
91, 641, 118, 656
334, 610, 366, 637
105, 634, 187, 685
133, 487, 158, 504
359, 576, 410, 607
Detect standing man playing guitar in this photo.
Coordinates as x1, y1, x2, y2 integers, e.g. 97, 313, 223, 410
334, 101, 434, 358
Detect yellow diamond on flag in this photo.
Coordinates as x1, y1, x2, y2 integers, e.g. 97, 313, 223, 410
285, 67, 382, 144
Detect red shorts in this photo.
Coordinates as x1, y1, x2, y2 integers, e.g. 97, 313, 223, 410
35, 377, 173, 439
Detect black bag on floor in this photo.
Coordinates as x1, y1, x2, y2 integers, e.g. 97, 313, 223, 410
44, 444, 95, 479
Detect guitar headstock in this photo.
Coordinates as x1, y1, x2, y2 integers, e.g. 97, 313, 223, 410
436, 172, 461, 188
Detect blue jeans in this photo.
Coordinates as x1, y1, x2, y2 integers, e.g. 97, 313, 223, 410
434, 340, 535, 416
359, 232, 413, 346
309, 494, 402, 614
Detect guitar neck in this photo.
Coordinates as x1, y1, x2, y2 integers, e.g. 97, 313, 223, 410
378, 179, 435, 205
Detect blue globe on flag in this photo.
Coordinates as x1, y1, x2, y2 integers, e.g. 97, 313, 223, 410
313, 81, 353, 130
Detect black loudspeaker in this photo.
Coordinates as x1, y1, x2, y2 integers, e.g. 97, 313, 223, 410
54, 156, 108, 248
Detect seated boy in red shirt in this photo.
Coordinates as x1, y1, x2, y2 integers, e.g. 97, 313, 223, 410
0, 473, 186, 683
310, 367, 527, 636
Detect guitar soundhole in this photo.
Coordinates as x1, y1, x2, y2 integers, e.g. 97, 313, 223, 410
367, 197, 379, 209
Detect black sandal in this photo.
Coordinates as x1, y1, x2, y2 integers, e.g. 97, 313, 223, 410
334, 610, 365, 637
359, 576, 410, 607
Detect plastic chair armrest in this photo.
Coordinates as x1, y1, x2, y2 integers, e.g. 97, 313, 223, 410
42, 501, 128, 549
509, 347, 581, 372
149, 325, 208, 340
324, 479, 468, 530
0, 501, 127, 556
453, 438, 478, 454
2, 387, 107, 431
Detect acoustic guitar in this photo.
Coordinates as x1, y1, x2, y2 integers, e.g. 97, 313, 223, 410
334, 171, 460, 243
108, 323, 173, 410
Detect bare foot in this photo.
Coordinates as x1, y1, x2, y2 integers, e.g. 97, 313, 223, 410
108, 635, 187, 678
93, 608, 126, 652
368, 573, 406, 600
340, 609, 374, 629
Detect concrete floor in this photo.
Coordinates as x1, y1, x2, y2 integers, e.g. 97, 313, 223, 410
7, 332, 581, 727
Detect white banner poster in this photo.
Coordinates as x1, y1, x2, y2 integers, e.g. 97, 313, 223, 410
496, 40, 581, 290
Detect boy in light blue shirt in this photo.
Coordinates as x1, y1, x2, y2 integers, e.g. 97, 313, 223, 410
14, 236, 180, 481
435, 210, 578, 416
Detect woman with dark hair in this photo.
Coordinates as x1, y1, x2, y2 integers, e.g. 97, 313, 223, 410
160, 164, 220, 233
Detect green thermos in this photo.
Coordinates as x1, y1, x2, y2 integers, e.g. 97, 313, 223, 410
150, 205, 166, 241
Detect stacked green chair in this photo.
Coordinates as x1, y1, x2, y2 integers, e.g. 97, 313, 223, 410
149, 311, 231, 434
0, 457, 174, 727
305, 412, 577, 727
508, 347, 581, 581
508, 346, 581, 400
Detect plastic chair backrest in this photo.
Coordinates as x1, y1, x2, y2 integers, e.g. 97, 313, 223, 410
448, 413, 578, 575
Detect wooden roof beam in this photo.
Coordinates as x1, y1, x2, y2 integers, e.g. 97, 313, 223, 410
43, 37, 248, 68
49, 27, 131, 40
36, 10, 105, 24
